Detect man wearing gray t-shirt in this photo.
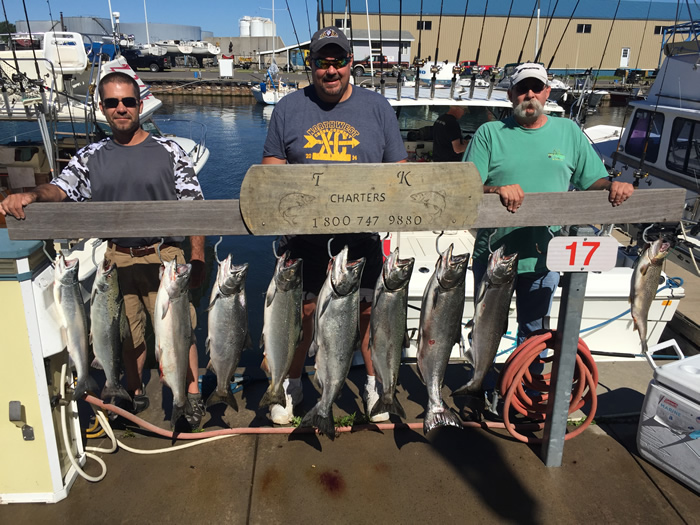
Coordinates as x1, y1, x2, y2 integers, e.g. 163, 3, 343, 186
262, 26, 407, 426
1, 72, 206, 431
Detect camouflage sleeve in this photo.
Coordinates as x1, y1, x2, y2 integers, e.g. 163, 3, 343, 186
155, 137, 204, 201
49, 142, 104, 201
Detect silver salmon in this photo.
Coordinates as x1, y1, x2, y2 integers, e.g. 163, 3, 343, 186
630, 236, 674, 354
453, 246, 517, 397
54, 254, 97, 399
206, 254, 250, 410
90, 257, 131, 403
154, 259, 193, 428
417, 244, 469, 434
301, 246, 365, 439
369, 248, 415, 419
259, 251, 303, 409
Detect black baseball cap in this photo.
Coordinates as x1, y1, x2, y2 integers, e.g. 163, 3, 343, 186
309, 26, 351, 56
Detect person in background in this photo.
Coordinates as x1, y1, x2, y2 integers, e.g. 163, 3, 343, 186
432, 105, 467, 162
261, 26, 407, 425
466, 62, 634, 346
0, 72, 206, 430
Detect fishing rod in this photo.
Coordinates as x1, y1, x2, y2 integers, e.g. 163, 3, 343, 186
414, 0, 424, 100
546, 0, 581, 71
304, 0, 312, 39
534, 0, 560, 64
474, 0, 489, 66
397, 0, 403, 101
320, 0, 325, 28
487, 0, 514, 100
284, 0, 310, 85
429, 0, 445, 99
0, 0, 21, 76
450, 0, 470, 100
378, 0, 385, 95
517, 0, 539, 64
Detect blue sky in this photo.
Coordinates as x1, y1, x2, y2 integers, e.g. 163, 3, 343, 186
6, 0, 697, 47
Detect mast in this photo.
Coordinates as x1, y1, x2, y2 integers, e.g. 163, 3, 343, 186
535, 0, 540, 60
143, 0, 150, 45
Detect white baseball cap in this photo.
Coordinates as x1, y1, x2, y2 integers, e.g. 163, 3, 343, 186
511, 63, 548, 86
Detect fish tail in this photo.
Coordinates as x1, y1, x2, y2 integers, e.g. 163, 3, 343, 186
423, 405, 463, 435
206, 389, 239, 411
170, 403, 188, 430
301, 405, 336, 440
259, 385, 286, 409
101, 383, 132, 403
74, 375, 99, 400
371, 394, 406, 419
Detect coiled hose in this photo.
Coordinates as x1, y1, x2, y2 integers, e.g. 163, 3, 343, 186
497, 330, 598, 444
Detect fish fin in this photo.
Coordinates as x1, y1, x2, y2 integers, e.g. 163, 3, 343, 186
101, 383, 131, 403
416, 364, 425, 385
90, 356, 103, 370
372, 395, 406, 419
317, 292, 332, 320
423, 406, 463, 435
310, 369, 322, 390
259, 385, 286, 409
154, 342, 161, 363
90, 288, 97, 306
205, 294, 219, 312
205, 337, 211, 355
206, 359, 214, 372
403, 330, 411, 349
308, 338, 318, 358
161, 298, 171, 320
206, 390, 238, 411
119, 302, 129, 341
451, 382, 477, 397
300, 405, 335, 440
265, 287, 276, 308
259, 333, 265, 352
170, 403, 187, 430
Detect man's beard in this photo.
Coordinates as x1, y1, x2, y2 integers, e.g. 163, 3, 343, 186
513, 97, 544, 124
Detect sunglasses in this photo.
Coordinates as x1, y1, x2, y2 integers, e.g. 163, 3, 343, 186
102, 97, 138, 108
312, 57, 351, 70
514, 81, 546, 94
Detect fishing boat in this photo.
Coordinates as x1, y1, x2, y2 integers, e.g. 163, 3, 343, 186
250, 63, 297, 105
155, 39, 193, 55
186, 40, 220, 57
586, 46, 700, 274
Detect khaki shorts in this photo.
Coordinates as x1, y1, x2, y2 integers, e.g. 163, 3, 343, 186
106, 244, 197, 350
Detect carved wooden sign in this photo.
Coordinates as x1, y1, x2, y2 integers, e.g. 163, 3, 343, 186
239, 163, 484, 235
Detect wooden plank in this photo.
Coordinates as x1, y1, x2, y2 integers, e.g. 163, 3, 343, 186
471, 188, 686, 229
5, 200, 249, 240
239, 162, 484, 235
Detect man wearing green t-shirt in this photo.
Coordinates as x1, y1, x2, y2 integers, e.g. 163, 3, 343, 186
466, 62, 634, 346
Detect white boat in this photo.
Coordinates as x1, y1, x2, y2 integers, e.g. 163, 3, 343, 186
155, 39, 193, 55
586, 47, 700, 273
250, 63, 297, 105
186, 40, 220, 57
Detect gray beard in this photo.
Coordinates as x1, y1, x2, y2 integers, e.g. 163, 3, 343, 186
514, 98, 544, 124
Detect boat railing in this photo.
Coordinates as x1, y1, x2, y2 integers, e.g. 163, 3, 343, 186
153, 117, 208, 165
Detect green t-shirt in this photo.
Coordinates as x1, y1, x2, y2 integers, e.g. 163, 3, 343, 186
466, 115, 607, 274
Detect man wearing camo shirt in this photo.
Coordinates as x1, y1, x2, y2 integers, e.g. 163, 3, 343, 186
1, 72, 206, 430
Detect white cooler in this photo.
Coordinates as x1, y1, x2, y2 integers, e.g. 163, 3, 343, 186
637, 343, 700, 494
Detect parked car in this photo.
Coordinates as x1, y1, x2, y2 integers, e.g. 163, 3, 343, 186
352, 55, 410, 77
122, 49, 170, 72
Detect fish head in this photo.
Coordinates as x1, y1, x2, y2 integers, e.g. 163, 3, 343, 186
54, 253, 80, 286
487, 246, 518, 285
436, 244, 469, 289
331, 245, 366, 296
218, 254, 249, 295
161, 259, 191, 298
648, 235, 675, 265
93, 257, 117, 292
275, 250, 303, 292
383, 248, 415, 291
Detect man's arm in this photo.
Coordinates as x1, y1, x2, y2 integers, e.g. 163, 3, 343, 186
483, 184, 524, 213
188, 235, 206, 289
262, 156, 287, 165
586, 179, 634, 207
0, 183, 67, 219
451, 138, 467, 155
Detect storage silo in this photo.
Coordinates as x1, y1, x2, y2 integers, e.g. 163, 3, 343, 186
239, 17, 250, 37
250, 18, 264, 37
263, 20, 276, 37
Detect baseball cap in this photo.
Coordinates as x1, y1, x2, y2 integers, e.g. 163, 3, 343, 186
309, 26, 351, 56
511, 63, 548, 86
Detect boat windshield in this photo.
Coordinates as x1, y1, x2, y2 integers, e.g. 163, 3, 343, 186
395, 105, 509, 140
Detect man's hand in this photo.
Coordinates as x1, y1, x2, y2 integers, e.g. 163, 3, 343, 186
608, 181, 634, 207
0, 192, 38, 219
485, 184, 524, 213
189, 259, 206, 289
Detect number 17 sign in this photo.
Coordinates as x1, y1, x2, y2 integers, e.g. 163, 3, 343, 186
546, 236, 618, 272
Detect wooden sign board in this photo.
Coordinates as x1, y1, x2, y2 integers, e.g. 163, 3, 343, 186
239, 163, 484, 235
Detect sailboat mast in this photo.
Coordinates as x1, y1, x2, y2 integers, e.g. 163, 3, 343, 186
144, 0, 150, 45
535, 0, 540, 59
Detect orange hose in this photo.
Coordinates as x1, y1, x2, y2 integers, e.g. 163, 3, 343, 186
497, 330, 598, 444
83, 394, 542, 440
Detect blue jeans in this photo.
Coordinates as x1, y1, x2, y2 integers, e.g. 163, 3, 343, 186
472, 261, 560, 346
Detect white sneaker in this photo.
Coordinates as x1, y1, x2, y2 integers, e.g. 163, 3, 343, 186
364, 377, 389, 423
270, 379, 303, 425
